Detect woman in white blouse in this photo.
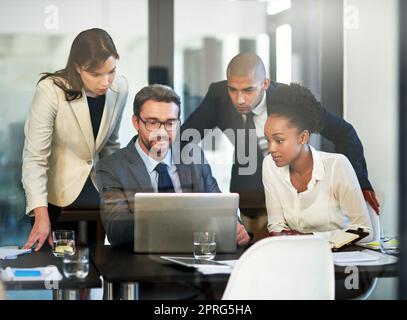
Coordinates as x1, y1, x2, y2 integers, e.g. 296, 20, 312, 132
262, 83, 372, 242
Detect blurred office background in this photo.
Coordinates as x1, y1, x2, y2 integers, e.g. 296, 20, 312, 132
0, 0, 400, 299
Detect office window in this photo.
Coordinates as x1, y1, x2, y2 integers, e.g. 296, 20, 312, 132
276, 24, 292, 84
174, 0, 271, 192
267, 0, 291, 15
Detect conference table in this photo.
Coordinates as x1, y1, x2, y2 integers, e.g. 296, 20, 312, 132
1, 244, 397, 300
90, 244, 399, 300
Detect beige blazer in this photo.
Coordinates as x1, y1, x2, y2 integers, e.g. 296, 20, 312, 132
22, 75, 128, 215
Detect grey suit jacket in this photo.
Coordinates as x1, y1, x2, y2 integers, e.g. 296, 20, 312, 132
96, 136, 221, 246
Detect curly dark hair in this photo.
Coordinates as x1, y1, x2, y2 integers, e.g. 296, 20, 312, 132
269, 83, 324, 133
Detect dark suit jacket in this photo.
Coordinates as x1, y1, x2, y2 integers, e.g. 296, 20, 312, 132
181, 80, 372, 215
95, 136, 221, 246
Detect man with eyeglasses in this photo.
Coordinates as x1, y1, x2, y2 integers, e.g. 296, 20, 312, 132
96, 84, 250, 247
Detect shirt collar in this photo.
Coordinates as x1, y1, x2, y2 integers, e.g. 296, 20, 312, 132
310, 145, 325, 181
275, 161, 291, 183
135, 137, 173, 174
275, 145, 325, 188
250, 91, 267, 116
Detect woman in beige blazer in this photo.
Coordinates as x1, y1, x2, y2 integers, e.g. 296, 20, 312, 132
22, 28, 128, 251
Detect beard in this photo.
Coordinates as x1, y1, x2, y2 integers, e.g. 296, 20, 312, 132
141, 132, 171, 160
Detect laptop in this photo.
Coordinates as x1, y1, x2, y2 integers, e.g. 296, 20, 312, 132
133, 193, 238, 253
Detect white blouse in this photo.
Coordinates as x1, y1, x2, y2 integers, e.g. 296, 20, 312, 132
262, 146, 373, 242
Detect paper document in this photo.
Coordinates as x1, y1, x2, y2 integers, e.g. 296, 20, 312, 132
333, 251, 379, 263
217, 260, 238, 268
358, 241, 381, 250
196, 260, 238, 275
196, 266, 233, 275
333, 249, 398, 266
0, 247, 31, 260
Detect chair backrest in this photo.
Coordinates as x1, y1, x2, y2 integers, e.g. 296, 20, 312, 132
366, 201, 380, 242
222, 235, 335, 300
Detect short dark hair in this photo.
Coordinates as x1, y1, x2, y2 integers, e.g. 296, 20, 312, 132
226, 53, 266, 81
268, 83, 324, 133
133, 84, 181, 117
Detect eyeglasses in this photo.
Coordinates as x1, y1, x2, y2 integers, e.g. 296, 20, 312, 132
138, 117, 180, 131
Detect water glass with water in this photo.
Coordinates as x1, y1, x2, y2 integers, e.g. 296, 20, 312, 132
63, 247, 89, 279
193, 232, 216, 260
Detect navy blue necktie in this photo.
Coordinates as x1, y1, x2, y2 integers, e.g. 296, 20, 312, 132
155, 163, 175, 193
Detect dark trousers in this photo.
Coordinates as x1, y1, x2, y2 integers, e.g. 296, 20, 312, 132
31, 177, 100, 245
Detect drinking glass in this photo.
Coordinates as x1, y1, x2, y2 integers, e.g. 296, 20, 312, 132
63, 247, 89, 279
193, 232, 216, 260
52, 230, 75, 257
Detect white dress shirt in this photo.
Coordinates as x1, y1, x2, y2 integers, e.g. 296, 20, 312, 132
243, 92, 268, 156
243, 92, 267, 139
262, 146, 373, 242
135, 138, 182, 193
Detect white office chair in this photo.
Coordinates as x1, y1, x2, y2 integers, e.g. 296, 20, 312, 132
366, 201, 381, 242
222, 235, 335, 300
353, 201, 381, 300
